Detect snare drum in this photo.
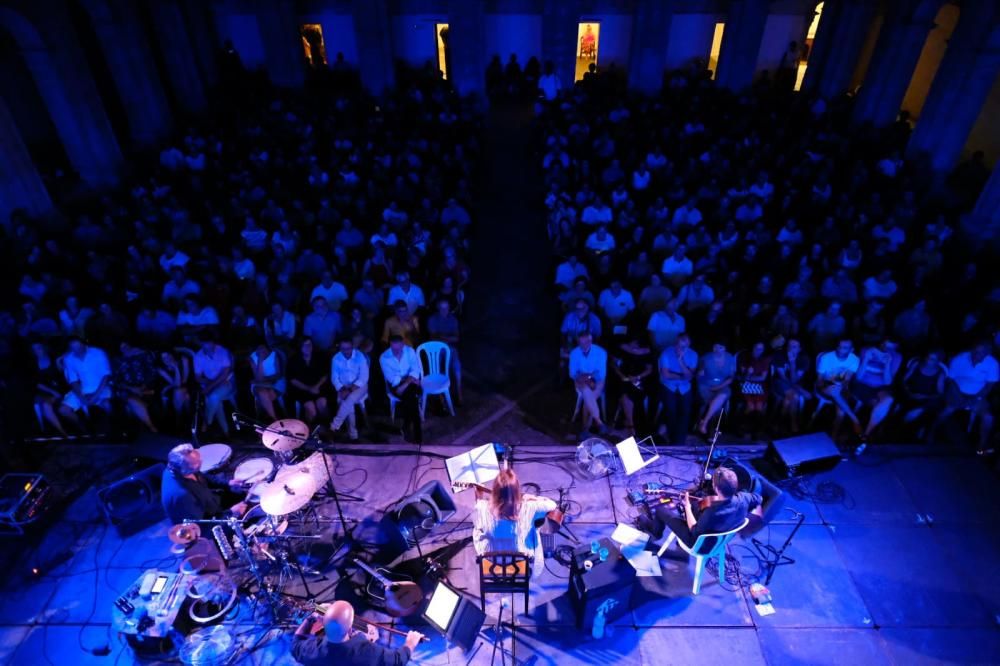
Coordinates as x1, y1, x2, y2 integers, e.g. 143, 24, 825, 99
197, 444, 232, 472
232, 457, 274, 486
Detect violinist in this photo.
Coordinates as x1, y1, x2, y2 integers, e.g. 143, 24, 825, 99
292, 600, 423, 666
637, 467, 761, 549
472, 468, 557, 579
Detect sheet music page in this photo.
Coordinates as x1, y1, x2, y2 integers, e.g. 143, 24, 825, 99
446, 443, 500, 490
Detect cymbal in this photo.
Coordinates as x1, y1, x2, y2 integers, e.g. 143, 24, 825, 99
260, 418, 310, 452
169, 522, 202, 545
257, 472, 318, 516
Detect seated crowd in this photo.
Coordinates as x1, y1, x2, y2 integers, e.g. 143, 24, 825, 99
3, 74, 478, 445
542, 61, 998, 454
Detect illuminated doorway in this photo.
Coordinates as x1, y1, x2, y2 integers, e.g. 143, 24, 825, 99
575, 22, 600, 81
794, 2, 824, 91
436, 23, 450, 79
300, 24, 327, 67
708, 23, 725, 80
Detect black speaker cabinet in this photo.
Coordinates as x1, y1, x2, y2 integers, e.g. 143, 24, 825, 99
567, 538, 635, 631
381, 481, 458, 554
765, 432, 842, 478
97, 463, 165, 535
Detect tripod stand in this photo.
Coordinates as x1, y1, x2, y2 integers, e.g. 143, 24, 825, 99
751, 508, 805, 585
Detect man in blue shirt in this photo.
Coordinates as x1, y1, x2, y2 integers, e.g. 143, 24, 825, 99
569, 331, 608, 435
658, 334, 698, 445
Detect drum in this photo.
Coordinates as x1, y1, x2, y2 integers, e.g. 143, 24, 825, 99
232, 457, 274, 486
197, 444, 232, 472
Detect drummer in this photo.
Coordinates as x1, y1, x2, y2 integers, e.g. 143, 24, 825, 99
162, 443, 251, 524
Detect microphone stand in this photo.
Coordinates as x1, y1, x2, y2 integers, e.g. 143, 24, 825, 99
695, 404, 726, 493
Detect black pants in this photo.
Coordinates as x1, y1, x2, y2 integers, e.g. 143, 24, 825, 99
638, 503, 696, 548
659, 387, 693, 445
395, 383, 422, 442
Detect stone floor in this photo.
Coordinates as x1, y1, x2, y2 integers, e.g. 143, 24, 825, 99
2, 399, 999, 666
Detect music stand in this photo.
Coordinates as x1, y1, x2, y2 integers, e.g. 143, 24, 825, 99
615, 435, 659, 476
422, 579, 486, 652
446, 443, 501, 492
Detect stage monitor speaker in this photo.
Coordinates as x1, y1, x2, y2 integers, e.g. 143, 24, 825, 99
718, 457, 785, 531
97, 463, 165, 536
381, 481, 458, 553
764, 432, 841, 479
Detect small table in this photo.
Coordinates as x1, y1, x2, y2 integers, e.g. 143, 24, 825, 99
567, 537, 636, 630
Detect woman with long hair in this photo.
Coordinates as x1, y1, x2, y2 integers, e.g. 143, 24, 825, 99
472, 468, 557, 579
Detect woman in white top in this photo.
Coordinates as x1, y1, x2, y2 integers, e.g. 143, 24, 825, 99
472, 469, 557, 580
249, 343, 285, 420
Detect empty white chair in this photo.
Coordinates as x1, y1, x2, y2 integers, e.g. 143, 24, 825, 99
417, 341, 454, 419
657, 517, 749, 595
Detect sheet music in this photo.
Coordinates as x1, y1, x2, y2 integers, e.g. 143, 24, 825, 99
446, 443, 500, 491
611, 523, 661, 577
616, 435, 659, 476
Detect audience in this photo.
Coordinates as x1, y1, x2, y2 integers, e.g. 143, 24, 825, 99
540, 65, 995, 451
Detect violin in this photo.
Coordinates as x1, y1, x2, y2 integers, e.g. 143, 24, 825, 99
643, 487, 718, 512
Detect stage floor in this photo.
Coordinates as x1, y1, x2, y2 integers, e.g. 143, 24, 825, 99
1, 434, 999, 665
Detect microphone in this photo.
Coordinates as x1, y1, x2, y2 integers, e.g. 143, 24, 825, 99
231, 413, 241, 431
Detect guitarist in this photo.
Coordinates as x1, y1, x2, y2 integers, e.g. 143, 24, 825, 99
637, 467, 760, 549
292, 600, 424, 666
472, 468, 557, 579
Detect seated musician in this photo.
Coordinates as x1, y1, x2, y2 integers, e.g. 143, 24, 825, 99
292, 599, 423, 666
637, 467, 760, 549
472, 468, 557, 579
161, 443, 249, 524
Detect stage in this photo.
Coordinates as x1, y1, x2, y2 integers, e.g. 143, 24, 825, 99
1, 434, 998, 665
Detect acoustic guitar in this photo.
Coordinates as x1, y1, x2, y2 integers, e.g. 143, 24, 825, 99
353, 559, 423, 617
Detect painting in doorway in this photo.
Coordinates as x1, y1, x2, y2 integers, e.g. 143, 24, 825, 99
575, 22, 600, 81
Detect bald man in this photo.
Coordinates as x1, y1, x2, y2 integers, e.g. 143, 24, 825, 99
292, 600, 423, 665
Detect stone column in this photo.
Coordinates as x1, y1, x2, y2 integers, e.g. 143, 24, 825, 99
148, 0, 207, 113
628, 0, 676, 93
446, 0, 486, 96
352, 0, 395, 94
714, 0, 770, 91
542, 0, 577, 90
19, 19, 122, 186
963, 162, 1000, 243
254, 0, 304, 88
802, 0, 878, 99
181, 0, 219, 90
852, 15, 935, 126
86, 0, 170, 145
0, 96, 51, 223
906, 1, 1000, 171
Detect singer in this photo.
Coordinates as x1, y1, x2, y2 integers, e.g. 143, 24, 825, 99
161, 443, 250, 524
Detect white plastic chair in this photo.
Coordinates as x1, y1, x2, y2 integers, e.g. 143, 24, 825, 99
417, 341, 454, 419
657, 517, 749, 595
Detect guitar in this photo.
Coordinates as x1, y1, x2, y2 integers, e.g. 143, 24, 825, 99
353, 559, 423, 617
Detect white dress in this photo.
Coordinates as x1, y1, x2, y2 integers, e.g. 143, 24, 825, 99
472, 496, 558, 579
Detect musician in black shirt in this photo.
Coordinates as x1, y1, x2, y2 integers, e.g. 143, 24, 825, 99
160, 443, 248, 524
639, 467, 760, 547
292, 600, 423, 666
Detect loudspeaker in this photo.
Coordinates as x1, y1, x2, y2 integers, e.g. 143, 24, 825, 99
381, 481, 458, 553
719, 457, 785, 531
97, 463, 165, 536
764, 432, 841, 478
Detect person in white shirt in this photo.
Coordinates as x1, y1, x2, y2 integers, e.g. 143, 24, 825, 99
232, 247, 256, 281
249, 342, 285, 421
661, 245, 694, 286
538, 61, 561, 101
568, 331, 608, 435
934, 342, 998, 452
816, 340, 862, 436
264, 302, 297, 349
581, 198, 613, 226
330, 338, 370, 441
59, 338, 112, 417
598, 280, 635, 325
380, 336, 422, 443
671, 199, 702, 228
749, 173, 774, 200
310, 272, 349, 312
555, 256, 589, 290
387, 273, 425, 316
862, 270, 898, 302
193, 336, 235, 435
159, 243, 190, 272
585, 226, 616, 254
647, 299, 686, 350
